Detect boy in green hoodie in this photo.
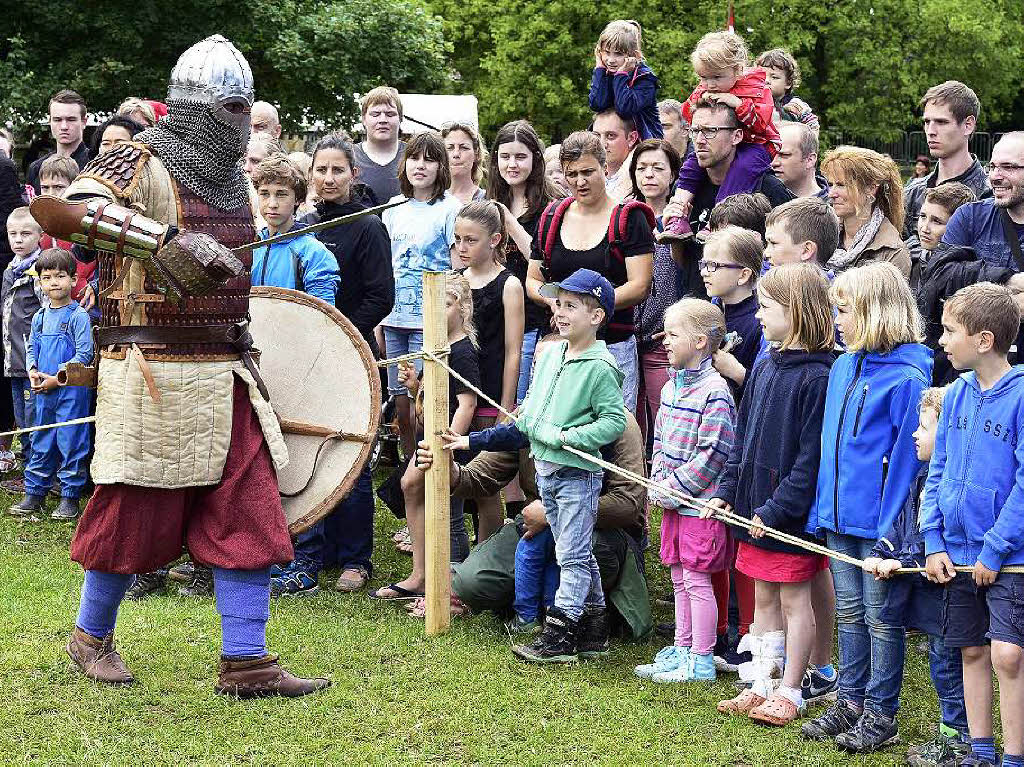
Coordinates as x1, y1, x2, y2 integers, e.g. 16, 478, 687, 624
446, 268, 627, 662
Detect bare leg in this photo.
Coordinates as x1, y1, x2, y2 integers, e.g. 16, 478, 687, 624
395, 462, 426, 592
780, 581, 816, 690
992, 640, 1023, 755
810, 568, 836, 667
961, 644, 994, 739
754, 579, 783, 633
395, 395, 416, 461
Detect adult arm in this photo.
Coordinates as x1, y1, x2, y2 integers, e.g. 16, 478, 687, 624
348, 219, 395, 336
615, 254, 653, 310
525, 257, 550, 310
500, 276, 525, 414
451, 448, 522, 499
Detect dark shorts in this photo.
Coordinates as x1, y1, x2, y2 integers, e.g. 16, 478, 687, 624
70, 380, 294, 574
942, 571, 1024, 649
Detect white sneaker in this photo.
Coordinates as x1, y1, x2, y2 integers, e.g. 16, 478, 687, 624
635, 646, 688, 680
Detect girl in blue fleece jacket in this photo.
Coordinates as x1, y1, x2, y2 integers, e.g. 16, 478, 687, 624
804, 262, 932, 750
588, 20, 663, 140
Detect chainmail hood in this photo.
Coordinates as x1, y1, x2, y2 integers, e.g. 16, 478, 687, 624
136, 98, 251, 211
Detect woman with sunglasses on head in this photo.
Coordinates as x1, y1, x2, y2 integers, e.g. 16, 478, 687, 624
443, 122, 487, 205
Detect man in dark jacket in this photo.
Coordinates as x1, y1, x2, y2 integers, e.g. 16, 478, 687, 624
0, 155, 26, 271
26, 90, 91, 194
414, 412, 652, 640
903, 81, 991, 239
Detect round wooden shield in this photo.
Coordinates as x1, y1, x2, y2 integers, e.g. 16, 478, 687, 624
248, 287, 381, 534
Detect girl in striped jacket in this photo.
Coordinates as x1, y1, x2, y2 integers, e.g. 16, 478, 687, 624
634, 298, 735, 684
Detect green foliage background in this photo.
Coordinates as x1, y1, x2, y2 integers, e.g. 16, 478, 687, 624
2, 0, 1023, 144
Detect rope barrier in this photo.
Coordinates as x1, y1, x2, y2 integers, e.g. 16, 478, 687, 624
376, 349, 448, 369
420, 349, 1024, 576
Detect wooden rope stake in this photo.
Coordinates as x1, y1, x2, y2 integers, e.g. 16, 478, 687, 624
422, 272, 451, 635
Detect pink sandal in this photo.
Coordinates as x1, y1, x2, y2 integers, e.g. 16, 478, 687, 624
717, 688, 766, 715
748, 692, 803, 726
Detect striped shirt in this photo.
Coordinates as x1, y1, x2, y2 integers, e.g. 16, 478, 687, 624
650, 357, 736, 507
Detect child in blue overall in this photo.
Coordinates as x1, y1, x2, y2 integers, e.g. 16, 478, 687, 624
11, 248, 93, 520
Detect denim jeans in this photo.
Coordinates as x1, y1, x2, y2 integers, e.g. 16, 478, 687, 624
516, 328, 542, 404
321, 464, 375, 574
291, 521, 325, 573
928, 633, 968, 737
513, 527, 559, 621
10, 377, 35, 464
383, 326, 424, 396
536, 466, 604, 621
827, 531, 906, 716
608, 336, 638, 413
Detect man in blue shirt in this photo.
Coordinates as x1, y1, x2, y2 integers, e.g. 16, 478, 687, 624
942, 132, 1024, 270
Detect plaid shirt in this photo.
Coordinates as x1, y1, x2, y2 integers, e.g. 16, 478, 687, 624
650, 357, 735, 507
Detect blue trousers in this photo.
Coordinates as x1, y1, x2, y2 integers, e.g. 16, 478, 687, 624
25, 386, 91, 498
10, 378, 35, 465
928, 633, 968, 737
513, 526, 559, 622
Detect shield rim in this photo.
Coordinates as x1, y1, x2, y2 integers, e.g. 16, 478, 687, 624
250, 286, 381, 534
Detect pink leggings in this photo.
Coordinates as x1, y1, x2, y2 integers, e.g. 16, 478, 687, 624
671, 564, 717, 654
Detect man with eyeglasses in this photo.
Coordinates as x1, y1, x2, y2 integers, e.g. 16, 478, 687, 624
942, 132, 1024, 271
903, 81, 991, 239
353, 86, 406, 205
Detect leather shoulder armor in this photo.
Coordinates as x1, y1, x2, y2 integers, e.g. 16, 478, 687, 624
78, 141, 152, 200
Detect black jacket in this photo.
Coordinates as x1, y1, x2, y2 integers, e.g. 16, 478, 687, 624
27, 142, 91, 194
0, 156, 26, 272
714, 348, 833, 555
300, 186, 394, 352
917, 244, 1015, 385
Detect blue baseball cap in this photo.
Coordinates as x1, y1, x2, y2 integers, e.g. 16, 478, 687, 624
539, 268, 615, 321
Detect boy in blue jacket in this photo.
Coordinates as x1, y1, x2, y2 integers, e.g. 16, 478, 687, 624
922, 283, 1024, 767
864, 386, 970, 767
251, 155, 340, 305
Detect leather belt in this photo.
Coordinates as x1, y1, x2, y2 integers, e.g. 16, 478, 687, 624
95, 322, 270, 400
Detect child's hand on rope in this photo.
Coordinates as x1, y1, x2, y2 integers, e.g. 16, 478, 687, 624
749, 514, 766, 539
925, 551, 956, 584
973, 560, 998, 587
702, 498, 730, 520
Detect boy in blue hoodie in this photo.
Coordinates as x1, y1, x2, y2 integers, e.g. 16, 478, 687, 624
446, 269, 626, 664
922, 283, 1024, 767
251, 155, 340, 305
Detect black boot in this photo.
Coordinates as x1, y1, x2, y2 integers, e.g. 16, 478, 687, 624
8, 493, 45, 517
577, 606, 610, 659
178, 563, 214, 597
125, 571, 168, 601
51, 497, 80, 520
511, 606, 578, 664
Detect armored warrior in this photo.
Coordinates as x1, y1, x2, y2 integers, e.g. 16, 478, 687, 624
34, 35, 329, 697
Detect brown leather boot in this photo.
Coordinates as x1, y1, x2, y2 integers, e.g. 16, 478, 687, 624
66, 627, 135, 685
214, 654, 330, 699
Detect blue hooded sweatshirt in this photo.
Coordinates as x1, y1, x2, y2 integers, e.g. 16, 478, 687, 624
253, 224, 340, 304
920, 367, 1024, 571
588, 63, 663, 140
808, 343, 932, 540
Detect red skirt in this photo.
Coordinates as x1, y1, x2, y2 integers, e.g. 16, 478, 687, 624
735, 541, 829, 583
71, 379, 294, 574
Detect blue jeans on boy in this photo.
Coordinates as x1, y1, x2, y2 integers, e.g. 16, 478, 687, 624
536, 464, 604, 622
928, 633, 968, 737
10, 378, 35, 465
513, 526, 559, 622
827, 532, 906, 717
516, 329, 542, 404
321, 464, 375, 575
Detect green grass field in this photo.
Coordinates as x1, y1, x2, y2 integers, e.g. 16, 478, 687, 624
0, 491, 946, 766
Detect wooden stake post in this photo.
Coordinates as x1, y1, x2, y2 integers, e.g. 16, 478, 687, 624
422, 272, 451, 635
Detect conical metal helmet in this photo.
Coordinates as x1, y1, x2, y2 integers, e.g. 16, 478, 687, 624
167, 34, 254, 106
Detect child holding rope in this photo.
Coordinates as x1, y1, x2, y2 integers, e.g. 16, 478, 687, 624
862, 386, 971, 767
708, 263, 834, 725
922, 283, 1024, 767
633, 298, 734, 683
804, 262, 932, 753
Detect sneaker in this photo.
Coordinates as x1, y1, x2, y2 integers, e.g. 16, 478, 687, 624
577, 606, 610, 659
835, 708, 899, 753
653, 651, 716, 683
0, 449, 18, 473
125, 570, 167, 600
716, 632, 752, 673
51, 497, 80, 520
655, 216, 693, 243
505, 615, 542, 635
906, 733, 971, 767
270, 567, 320, 597
178, 564, 214, 597
635, 646, 688, 680
8, 493, 45, 516
801, 666, 839, 705
511, 606, 578, 664
167, 560, 196, 583
801, 700, 863, 741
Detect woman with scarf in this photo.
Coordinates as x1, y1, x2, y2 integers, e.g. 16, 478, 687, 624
821, 147, 910, 279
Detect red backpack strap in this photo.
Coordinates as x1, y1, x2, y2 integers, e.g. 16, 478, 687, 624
537, 197, 574, 273
607, 200, 656, 263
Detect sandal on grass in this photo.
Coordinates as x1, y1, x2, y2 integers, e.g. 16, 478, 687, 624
748, 692, 803, 726
406, 594, 472, 619
717, 688, 767, 715
367, 583, 424, 601
393, 526, 410, 544
396, 539, 413, 555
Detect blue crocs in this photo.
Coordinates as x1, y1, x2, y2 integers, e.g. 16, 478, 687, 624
635, 646, 688, 680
